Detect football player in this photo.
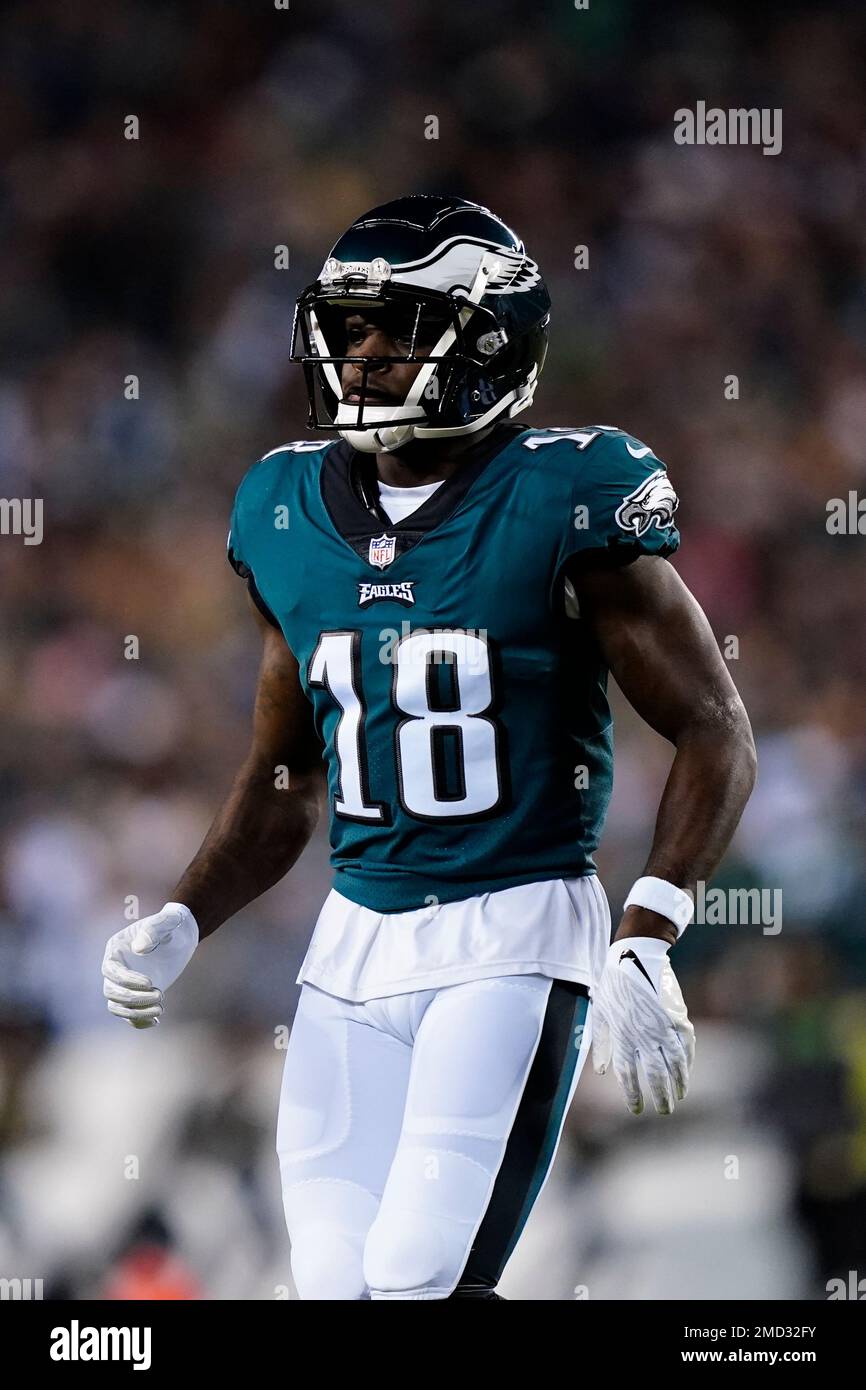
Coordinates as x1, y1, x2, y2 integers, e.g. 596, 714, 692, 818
102, 196, 756, 1300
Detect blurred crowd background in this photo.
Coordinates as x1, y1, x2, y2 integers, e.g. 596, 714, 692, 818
1, 0, 866, 1300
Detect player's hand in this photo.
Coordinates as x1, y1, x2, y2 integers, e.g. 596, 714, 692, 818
101, 903, 199, 1029
591, 935, 695, 1116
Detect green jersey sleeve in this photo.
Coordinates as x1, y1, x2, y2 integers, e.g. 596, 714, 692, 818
227, 457, 281, 629
544, 427, 680, 573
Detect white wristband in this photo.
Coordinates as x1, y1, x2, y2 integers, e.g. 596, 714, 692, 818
624, 876, 693, 938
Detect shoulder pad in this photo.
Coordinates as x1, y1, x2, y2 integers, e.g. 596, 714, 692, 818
519, 425, 667, 469
519, 425, 663, 453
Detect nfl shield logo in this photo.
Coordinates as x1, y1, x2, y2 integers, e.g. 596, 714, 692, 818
368, 533, 396, 569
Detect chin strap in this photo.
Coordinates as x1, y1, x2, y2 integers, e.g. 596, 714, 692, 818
339, 422, 416, 453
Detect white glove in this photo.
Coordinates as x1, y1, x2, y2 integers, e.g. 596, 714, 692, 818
102, 903, 199, 1029
591, 935, 695, 1115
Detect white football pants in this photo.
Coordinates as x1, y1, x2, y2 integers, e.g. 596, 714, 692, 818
277, 973, 592, 1299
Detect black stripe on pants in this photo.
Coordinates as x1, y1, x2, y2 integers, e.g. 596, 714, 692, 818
449, 979, 590, 1298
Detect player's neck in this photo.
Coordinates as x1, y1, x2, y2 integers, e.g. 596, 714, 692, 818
375, 426, 497, 488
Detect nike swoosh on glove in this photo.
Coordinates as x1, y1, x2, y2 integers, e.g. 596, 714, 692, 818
102, 903, 199, 1029
591, 935, 695, 1115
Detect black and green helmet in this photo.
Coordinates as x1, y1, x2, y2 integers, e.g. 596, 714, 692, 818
290, 194, 551, 453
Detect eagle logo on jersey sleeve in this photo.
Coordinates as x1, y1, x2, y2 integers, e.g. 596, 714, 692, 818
614, 468, 679, 538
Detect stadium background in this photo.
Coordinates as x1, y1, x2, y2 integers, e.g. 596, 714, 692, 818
1, 0, 865, 1300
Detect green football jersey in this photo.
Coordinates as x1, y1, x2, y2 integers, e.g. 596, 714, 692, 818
228, 422, 680, 912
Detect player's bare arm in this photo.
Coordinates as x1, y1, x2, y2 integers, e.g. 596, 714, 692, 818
171, 596, 325, 939
101, 596, 323, 1026
572, 552, 756, 1114
573, 553, 757, 948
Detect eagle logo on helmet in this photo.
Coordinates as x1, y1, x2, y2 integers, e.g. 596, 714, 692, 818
615, 469, 679, 538
393, 240, 541, 296
482, 247, 542, 293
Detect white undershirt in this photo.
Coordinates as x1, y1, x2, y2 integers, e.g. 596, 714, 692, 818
376, 478, 445, 524
296, 876, 612, 1001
